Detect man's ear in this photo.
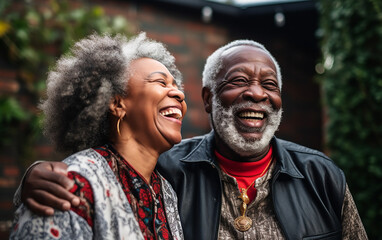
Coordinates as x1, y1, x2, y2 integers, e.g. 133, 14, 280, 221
109, 96, 127, 118
202, 87, 213, 114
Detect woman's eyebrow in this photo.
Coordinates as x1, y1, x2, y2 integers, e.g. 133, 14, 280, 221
146, 71, 168, 78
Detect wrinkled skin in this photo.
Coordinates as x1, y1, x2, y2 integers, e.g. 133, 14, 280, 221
22, 58, 186, 216
203, 45, 282, 161
22, 45, 281, 215
21, 162, 78, 215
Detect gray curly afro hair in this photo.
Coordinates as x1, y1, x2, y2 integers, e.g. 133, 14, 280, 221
202, 39, 282, 92
40, 32, 182, 154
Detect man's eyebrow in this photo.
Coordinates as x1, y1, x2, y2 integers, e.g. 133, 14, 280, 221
261, 71, 277, 77
224, 67, 248, 79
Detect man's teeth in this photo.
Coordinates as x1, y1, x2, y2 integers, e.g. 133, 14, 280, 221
160, 108, 182, 119
238, 111, 264, 119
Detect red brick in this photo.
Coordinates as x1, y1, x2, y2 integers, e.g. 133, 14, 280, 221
35, 144, 54, 157
0, 201, 13, 209
3, 166, 20, 177
0, 178, 17, 188
0, 80, 19, 93
0, 156, 16, 164
0, 69, 17, 79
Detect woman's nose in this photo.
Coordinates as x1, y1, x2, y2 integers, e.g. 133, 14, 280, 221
169, 87, 185, 102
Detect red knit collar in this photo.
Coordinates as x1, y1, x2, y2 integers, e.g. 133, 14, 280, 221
215, 145, 273, 178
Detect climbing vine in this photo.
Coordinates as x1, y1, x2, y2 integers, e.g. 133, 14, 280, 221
0, 0, 132, 166
318, 0, 382, 238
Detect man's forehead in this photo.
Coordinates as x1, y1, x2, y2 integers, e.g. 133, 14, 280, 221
221, 45, 265, 58
220, 45, 275, 68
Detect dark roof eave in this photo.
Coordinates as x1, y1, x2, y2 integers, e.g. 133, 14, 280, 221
142, 0, 317, 17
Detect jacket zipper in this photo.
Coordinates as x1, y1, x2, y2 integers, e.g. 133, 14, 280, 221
209, 161, 223, 240
271, 169, 289, 240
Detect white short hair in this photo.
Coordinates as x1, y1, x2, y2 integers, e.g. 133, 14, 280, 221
202, 40, 282, 91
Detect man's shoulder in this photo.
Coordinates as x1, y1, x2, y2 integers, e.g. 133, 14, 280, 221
274, 137, 346, 192
157, 132, 214, 178
273, 137, 343, 173
274, 137, 330, 161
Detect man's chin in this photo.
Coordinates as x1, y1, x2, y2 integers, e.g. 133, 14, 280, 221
237, 131, 264, 141
218, 132, 267, 157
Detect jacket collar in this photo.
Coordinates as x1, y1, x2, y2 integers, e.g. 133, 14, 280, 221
271, 137, 304, 179
180, 131, 217, 165
180, 130, 304, 179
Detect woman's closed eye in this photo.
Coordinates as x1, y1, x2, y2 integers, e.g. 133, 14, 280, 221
155, 79, 167, 86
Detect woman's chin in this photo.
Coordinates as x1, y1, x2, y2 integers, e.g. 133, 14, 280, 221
156, 130, 183, 153
166, 134, 182, 147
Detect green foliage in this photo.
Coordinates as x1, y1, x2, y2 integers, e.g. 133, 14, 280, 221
318, 0, 382, 238
0, 0, 132, 165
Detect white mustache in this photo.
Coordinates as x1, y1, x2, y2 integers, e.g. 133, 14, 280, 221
211, 96, 283, 156
231, 102, 273, 115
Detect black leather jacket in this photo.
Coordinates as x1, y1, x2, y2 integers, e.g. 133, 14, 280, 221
157, 131, 345, 240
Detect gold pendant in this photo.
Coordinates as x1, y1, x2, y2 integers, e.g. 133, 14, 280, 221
234, 188, 252, 232
234, 215, 252, 232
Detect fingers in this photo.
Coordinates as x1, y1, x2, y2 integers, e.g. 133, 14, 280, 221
26, 187, 72, 212
50, 162, 69, 176
27, 178, 80, 209
41, 170, 74, 190
25, 198, 55, 216
71, 196, 80, 207
22, 161, 81, 215
31, 162, 73, 190
36, 168, 80, 206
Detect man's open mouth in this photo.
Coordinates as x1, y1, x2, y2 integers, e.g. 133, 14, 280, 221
237, 111, 265, 121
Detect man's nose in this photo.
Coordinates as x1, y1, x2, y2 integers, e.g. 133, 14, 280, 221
242, 84, 267, 102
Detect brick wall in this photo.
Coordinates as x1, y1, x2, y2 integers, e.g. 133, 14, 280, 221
96, 0, 230, 138
0, 0, 321, 237
0, 61, 19, 238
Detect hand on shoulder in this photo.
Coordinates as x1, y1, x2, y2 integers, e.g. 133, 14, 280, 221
21, 161, 80, 216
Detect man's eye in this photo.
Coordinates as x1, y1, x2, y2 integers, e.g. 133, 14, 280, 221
229, 78, 247, 86
263, 80, 278, 89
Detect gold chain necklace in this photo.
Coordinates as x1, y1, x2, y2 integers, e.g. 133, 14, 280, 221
233, 156, 273, 232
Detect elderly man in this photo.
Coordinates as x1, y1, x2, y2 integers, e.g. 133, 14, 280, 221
16, 40, 367, 239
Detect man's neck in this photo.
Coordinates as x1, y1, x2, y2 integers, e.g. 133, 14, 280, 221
214, 134, 270, 162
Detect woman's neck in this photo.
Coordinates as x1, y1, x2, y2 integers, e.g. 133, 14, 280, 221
110, 139, 159, 183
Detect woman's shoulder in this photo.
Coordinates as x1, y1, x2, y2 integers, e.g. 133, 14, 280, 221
63, 148, 109, 173
63, 148, 114, 191
64, 148, 103, 164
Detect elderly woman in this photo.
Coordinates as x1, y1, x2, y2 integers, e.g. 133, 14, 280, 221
10, 33, 186, 239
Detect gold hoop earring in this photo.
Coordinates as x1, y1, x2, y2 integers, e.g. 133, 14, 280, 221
117, 117, 122, 137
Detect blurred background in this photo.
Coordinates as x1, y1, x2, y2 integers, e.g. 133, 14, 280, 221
0, 0, 381, 238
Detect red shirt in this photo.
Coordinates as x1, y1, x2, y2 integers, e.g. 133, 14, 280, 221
215, 146, 273, 202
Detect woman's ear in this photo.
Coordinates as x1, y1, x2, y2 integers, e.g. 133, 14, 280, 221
109, 96, 126, 118
202, 87, 213, 114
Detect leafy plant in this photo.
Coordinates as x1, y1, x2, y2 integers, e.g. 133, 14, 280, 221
318, 0, 382, 238
0, 0, 132, 166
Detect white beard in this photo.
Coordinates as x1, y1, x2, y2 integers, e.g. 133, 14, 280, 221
211, 95, 282, 156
